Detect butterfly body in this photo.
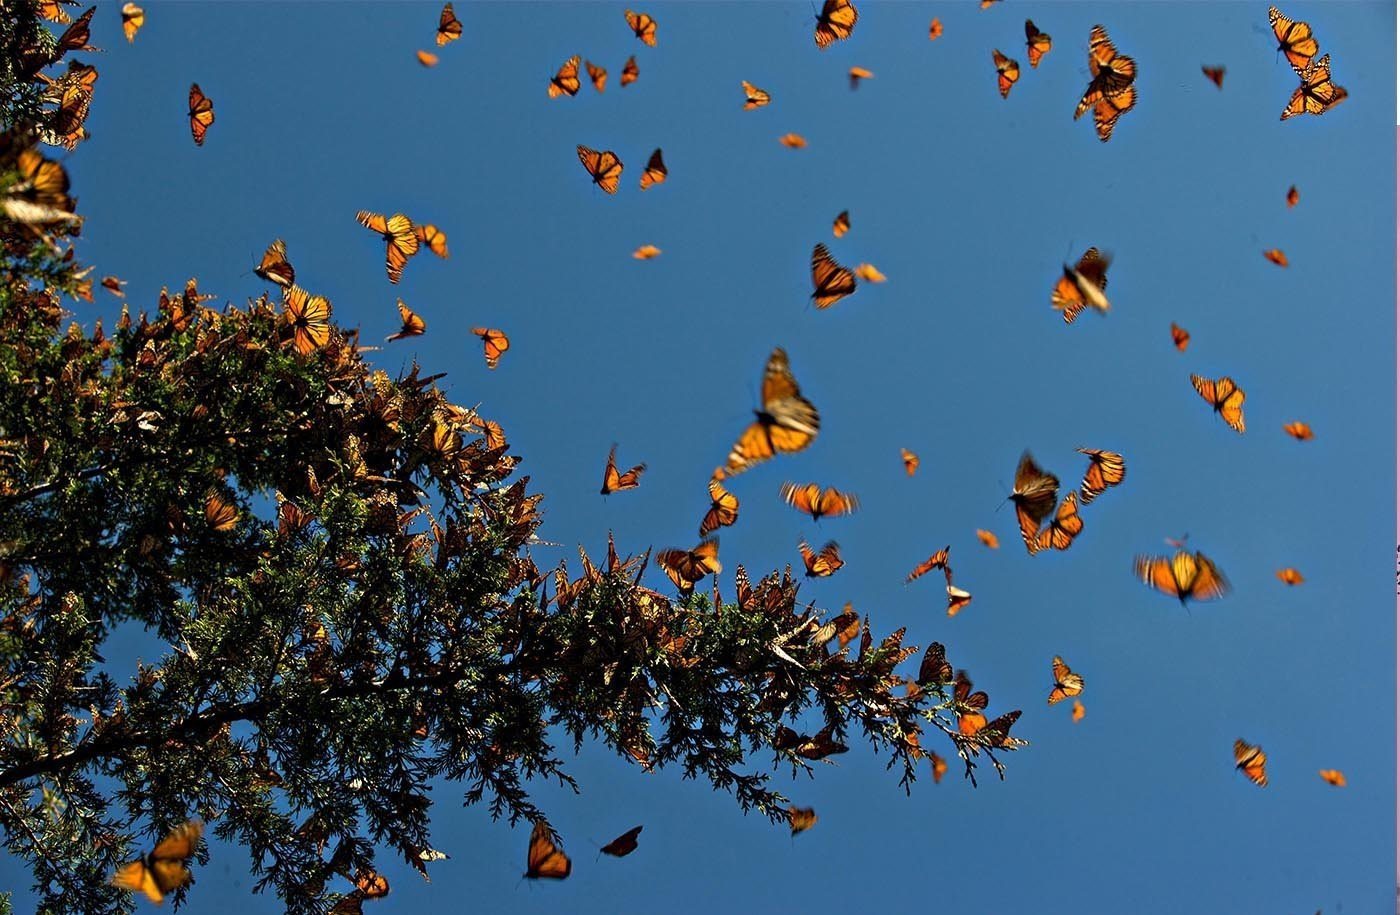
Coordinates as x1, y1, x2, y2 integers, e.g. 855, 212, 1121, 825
111, 820, 203, 904
1134, 550, 1230, 604
724, 348, 819, 476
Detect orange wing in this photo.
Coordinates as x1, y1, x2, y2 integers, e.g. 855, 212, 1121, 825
600, 444, 646, 494
386, 299, 426, 341
992, 49, 1020, 99
1076, 448, 1125, 505
1010, 450, 1059, 553
436, 2, 462, 45
414, 223, 450, 258
814, 0, 858, 49
833, 210, 850, 238
1318, 769, 1346, 787
928, 18, 942, 40
417, 49, 439, 67
699, 477, 739, 537
946, 584, 972, 617
656, 539, 721, 593
1202, 66, 1225, 88
1050, 247, 1109, 323
724, 348, 819, 476
1234, 739, 1268, 787
740, 80, 771, 109
620, 56, 639, 86
586, 60, 607, 92
799, 539, 843, 578
901, 448, 919, 476
1263, 248, 1289, 267
811, 243, 857, 309
1190, 374, 1245, 433
1269, 6, 1318, 72
780, 482, 858, 520
1283, 421, 1313, 440
905, 547, 950, 584
788, 806, 818, 834
577, 145, 623, 194
1286, 185, 1299, 207
625, 8, 658, 46
1071, 700, 1085, 723
1047, 655, 1085, 705
1170, 322, 1190, 351
1276, 567, 1303, 586
639, 148, 667, 190
472, 327, 509, 369
188, 83, 214, 146
975, 529, 999, 549
1032, 491, 1083, 552
930, 752, 948, 783
356, 211, 420, 283
121, 3, 144, 42
548, 55, 581, 98
525, 821, 572, 879
283, 285, 332, 355
255, 238, 295, 288
1025, 20, 1051, 68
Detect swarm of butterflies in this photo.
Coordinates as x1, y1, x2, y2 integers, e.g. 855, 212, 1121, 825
64, 0, 1350, 903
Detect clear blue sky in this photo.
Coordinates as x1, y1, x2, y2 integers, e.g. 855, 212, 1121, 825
9, 2, 1397, 912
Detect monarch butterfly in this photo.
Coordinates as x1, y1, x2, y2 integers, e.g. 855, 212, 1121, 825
1276, 567, 1304, 586
416, 50, 439, 67
386, 299, 426, 342
1032, 492, 1083, 553
586, 60, 607, 92
37, 0, 73, 23
1025, 20, 1051, 68
1165, 533, 1189, 549
1283, 421, 1313, 440
1171, 322, 1190, 351
1071, 700, 1085, 723
928, 18, 943, 40
992, 49, 1020, 98
576, 145, 623, 194
699, 476, 739, 537
1190, 374, 1245, 433
600, 825, 643, 857
779, 133, 807, 148
111, 819, 203, 904
1318, 769, 1346, 787
121, 2, 143, 42
413, 223, 449, 258
795, 723, 848, 759
811, 243, 857, 309
356, 211, 420, 284
946, 584, 972, 617
854, 263, 886, 283
283, 285, 332, 355
46, 72, 95, 150
901, 448, 919, 476
953, 671, 989, 735
788, 806, 817, 834
723, 347, 820, 476
1134, 550, 1230, 604
832, 210, 850, 237
779, 482, 859, 520
1268, 6, 1318, 73
1047, 656, 1084, 705
204, 490, 238, 532
620, 56, 639, 86
917, 641, 953, 686
1233, 739, 1268, 787
1202, 65, 1225, 88
471, 327, 509, 369
1074, 26, 1136, 142
56, 5, 95, 53
632, 244, 661, 260
436, 2, 462, 45
524, 821, 572, 879
1050, 247, 1111, 324
1286, 185, 1299, 207
1281, 54, 1346, 119
656, 539, 721, 593
255, 239, 295, 289
930, 752, 948, 783
976, 529, 999, 549
600, 444, 646, 494
101, 276, 125, 297
624, 9, 657, 46
848, 66, 873, 89
639, 148, 667, 190
1076, 448, 1125, 505
740, 80, 770, 110
1009, 450, 1059, 554
188, 83, 214, 146
548, 55, 581, 98
798, 538, 843, 578
980, 710, 1023, 748
814, 0, 858, 49
980, 0, 1001, 7
904, 547, 950, 584
1263, 248, 1289, 266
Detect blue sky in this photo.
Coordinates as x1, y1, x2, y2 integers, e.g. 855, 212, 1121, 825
8, 2, 1397, 912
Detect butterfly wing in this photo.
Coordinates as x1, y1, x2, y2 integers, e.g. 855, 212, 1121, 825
1093, 86, 1136, 142
112, 861, 165, 903
549, 55, 582, 98
188, 83, 214, 146
600, 825, 643, 857
526, 821, 572, 878
639, 148, 667, 190
811, 243, 857, 309
992, 49, 1019, 99
814, 0, 858, 48
436, 2, 462, 44
1269, 6, 1318, 72
699, 478, 739, 536
1025, 20, 1051, 68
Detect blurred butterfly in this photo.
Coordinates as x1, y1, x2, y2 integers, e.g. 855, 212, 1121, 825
1009, 450, 1059, 554
471, 327, 509, 369
386, 300, 425, 342
524, 821, 571, 879
740, 80, 770, 110
37, 0, 74, 23
1283, 421, 1313, 440
1071, 700, 1085, 723
620, 56, 639, 86
854, 263, 885, 283
1047, 656, 1084, 705
1171, 321, 1190, 351
930, 753, 948, 783
795, 723, 848, 760
723, 347, 820, 476
1165, 534, 1189, 549
980, 0, 1001, 7
992, 49, 1020, 98
101, 276, 125, 297
976, 529, 999, 549
901, 448, 919, 476
699, 476, 739, 537
1134, 550, 1230, 604
811, 603, 860, 650
632, 244, 661, 260
436, 2, 462, 45
832, 210, 850, 237
1025, 20, 1051, 68
577, 145, 623, 194
1202, 65, 1225, 88
111, 819, 203, 904
121, 2, 144, 42
283, 285, 332, 355
979, 710, 1023, 748
1318, 769, 1346, 787
1276, 568, 1304, 586
780, 482, 858, 520
204, 490, 238, 532
1074, 26, 1136, 142
254, 239, 295, 289
953, 671, 989, 735
1263, 248, 1289, 266
355, 211, 420, 284
905, 547, 949, 585
1050, 247, 1110, 324
1233, 739, 1268, 787
414, 223, 449, 258
188, 83, 214, 146
600, 444, 646, 495
639, 148, 667, 190
1282, 54, 1346, 119
548, 56, 581, 98
848, 66, 873, 89
1031, 491, 1083, 553
917, 640, 953, 686
1076, 448, 1125, 504
656, 539, 721, 593
799, 539, 843, 578
814, 0, 858, 49
600, 826, 643, 857
946, 584, 972, 617
586, 60, 607, 92
928, 18, 943, 40
1286, 185, 1299, 207
779, 133, 807, 148
1190, 374, 1245, 433
625, 9, 657, 46
417, 50, 439, 67
811, 243, 856, 309
788, 806, 817, 834
1269, 6, 1318, 73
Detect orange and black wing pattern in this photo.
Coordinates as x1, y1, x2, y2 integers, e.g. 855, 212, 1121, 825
1190, 374, 1246, 433
657, 539, 722, 593
1050, 247, 1110, 324
699, 476, 739, 537
188, 83, 214, 146
1025, 20, 1051, 68
1074, 26, 1136, 142
814, 0, 858, 49
436, 2, 463, 45
472, 327, 510, 369
1076, 448, 1125, 505
283, 285, 332, 355
1134, 550, 1230, 604
385, 299, 426, 341
625, 9, 658, 46
905, 547, 949, 584
724, 347, 820, 476
255, 238, 295, 288
1233, 739, 1268, 787
111, 819, 203, 904
577, 145, 623, 194
799, 539, 844, 578
639, 148, 667, 190
992, 49, 1020, 99
811, 243, 857, 309
779, 482, 859, 520
1269, 6, 1318, 73
600, 444, 646, 494
356, 210, 420, 283
549, 56, 582, 98
524, 821, 572, 879
1009, 450, 1059, 554
1047, 655, 1084, 705
1031, 491, 1083, 553
1280, 54, 1346, 120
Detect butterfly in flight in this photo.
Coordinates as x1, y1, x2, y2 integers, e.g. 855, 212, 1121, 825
625, 8, 657, 45
254, 239, 294, 289
472, 327, 509, 369
1263, 248, 1289, 266
525, 821, 572, 879
633, 244, 661, 260
1074, 26, 1136, 142
620, 56, 639, 86
901, 448, 919, 476
1071, 700, 1086, 723
413, 223, 449, 258
385, 299, 425, 342
600, 826, 643, 857
436, 2, 462, 45
121, 2, 143, 42
204, 490, 238, 532
1233, 739, 1268, 787
814, 0, 858, 49
811, 243, 856, 308
577, 145, 623, 194
976, 529, 999, 549
723, 347, 820, 476
779, 133, 807, 148
1269, 6, 1318, 72
111, 819, 203, 904
1134, 550, 1230, 604
1047, 656, 1085, 705
1318, 769, 1346, 787
930, 753, 948, 783
1171, 322, 1190, 351
1276, 568, 1304, 586
905, 546, 950, 585
1076, 448, 1125, 504
600, 444, 646, 494
548, 55, 581, 98
741, 80, 771, 110
788, 806, 817, 834
928, 17, 943, 40
992, 49, 1020, 98
187, 83, 214, 146
101, 276, 126, 297
1025, 20, 1051, 68
417, 50, 439, 67
1280, 54, 1347, 120
639, 148, 667, 190
1202, 65, 1225, 88
586, 60, 607, 92
1282, 421, 1313, 440
699, 475, 739, 537
799, 539, 844, 578
946, 584, 972, 617
848, 67, 874, 90
1009, 450, 1059, 554
1031, 491, 1083, 553
780, 482, 859, 520
1190, 374, 1245, 433
656, 539, 721, 594
283, 285, 331, 355
355, 211, 420, 284
1286, 185, 1299, 207
832, 210, 850, 237
953, 671, 989, 735
1050, 247, 1111, 323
